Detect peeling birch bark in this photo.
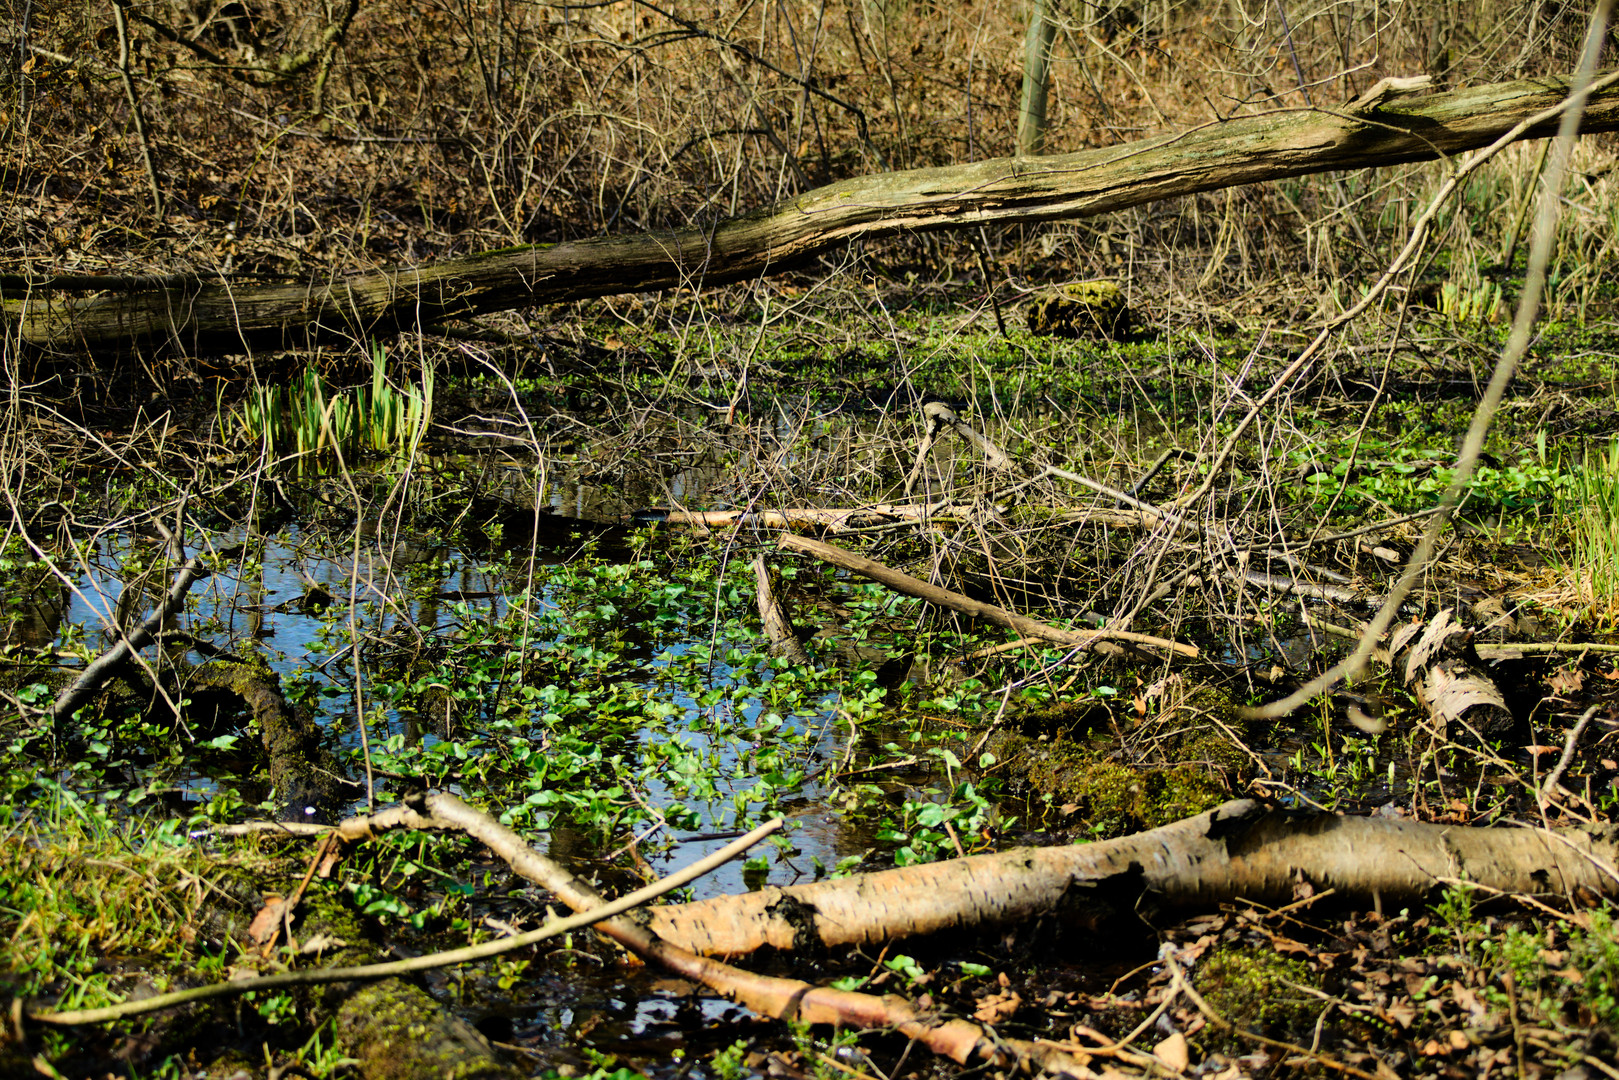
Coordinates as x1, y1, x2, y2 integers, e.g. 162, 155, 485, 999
644, 799, 1619, 958
1390, 609, 1515, 739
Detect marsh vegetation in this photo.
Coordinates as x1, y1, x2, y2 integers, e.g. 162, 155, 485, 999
5, 0, 1619, 1078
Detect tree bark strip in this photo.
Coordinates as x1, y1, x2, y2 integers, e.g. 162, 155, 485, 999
643, 798, 1619, 958
1390, 608, 1515, 739
8, 73, 1619, 356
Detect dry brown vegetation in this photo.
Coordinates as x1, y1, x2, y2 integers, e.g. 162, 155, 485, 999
3, 0, 1601, 288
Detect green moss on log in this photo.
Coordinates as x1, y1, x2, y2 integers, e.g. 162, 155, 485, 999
336, 980, 520, 1080
189, 655, 347, 816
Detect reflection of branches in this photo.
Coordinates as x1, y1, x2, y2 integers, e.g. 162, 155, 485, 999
49, 531, 207, 726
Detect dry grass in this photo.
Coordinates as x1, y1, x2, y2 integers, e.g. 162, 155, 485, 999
1, 0, 1605, 294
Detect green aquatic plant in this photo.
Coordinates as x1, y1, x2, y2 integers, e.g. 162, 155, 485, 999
1437, 279, 1505, 324
231, 340, 432, 465
361, 338, 434, 456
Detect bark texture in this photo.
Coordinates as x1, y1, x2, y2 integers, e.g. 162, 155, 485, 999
8, 73, 1619, 356
418, 793, 997, 1066
643, 798, 1619, 958
190, 656, 350, 820
1390, 608, 1515, 739
752, 556, 811, 664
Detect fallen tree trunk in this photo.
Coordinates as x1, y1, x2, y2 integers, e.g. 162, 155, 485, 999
644, 798, 1619, 958
8, 72, 1619, 356
52, 796, 1613, 1076
777, 531, 1198, 658
645, 502, 957, 532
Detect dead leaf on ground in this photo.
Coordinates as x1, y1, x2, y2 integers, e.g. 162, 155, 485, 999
1548, 666, 1584, 695
1382, 998, 1417, 1029
972, 990, 1021, 1024
247, 896, 291, 946
1153, 1031, 1189, 1073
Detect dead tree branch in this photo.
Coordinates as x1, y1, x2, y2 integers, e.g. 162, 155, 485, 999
10, 73, 1619, 356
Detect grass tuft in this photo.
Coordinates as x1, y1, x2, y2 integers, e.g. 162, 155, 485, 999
230, 341, 432, 467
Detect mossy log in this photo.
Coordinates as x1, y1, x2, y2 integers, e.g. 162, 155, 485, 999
189, 656, 350, 818
6, 72, 1619, 357
303, 883, 524, 1080
336, 981, 519, 1080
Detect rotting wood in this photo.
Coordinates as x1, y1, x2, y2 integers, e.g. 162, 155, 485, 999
1389, 608, 1514, 740
777, 531, 1198, 659
643, 797, 1619, 959
335, 981, 519, 1080
9, 73, 1619, 356
188, 656, 351, 819
751, 556, 811, 664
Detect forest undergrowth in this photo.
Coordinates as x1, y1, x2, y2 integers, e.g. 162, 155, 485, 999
6, 0, 1619, 1078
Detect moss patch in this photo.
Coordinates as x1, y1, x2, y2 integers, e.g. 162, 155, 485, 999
1193, 944, 1320, 1054
986, 680, 1254, 836
336, 979, 520, 1080
986, 730, 1229, 835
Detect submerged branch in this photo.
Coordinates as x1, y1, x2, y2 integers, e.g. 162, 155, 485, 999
50, 556, 208, 724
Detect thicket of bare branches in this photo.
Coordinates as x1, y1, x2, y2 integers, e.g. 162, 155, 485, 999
2, 0, 1600, 288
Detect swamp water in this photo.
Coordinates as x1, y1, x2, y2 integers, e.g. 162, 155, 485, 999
48, 516, 887, 895
3, 395, 1534, 1071
10, 486, 928, 1064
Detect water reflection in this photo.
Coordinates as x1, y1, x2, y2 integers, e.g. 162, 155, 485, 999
43, 501, 861, 899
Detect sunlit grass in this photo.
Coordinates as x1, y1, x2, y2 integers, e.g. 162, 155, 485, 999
0, 788, 221, 1008
1554, 438, 1619, 610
